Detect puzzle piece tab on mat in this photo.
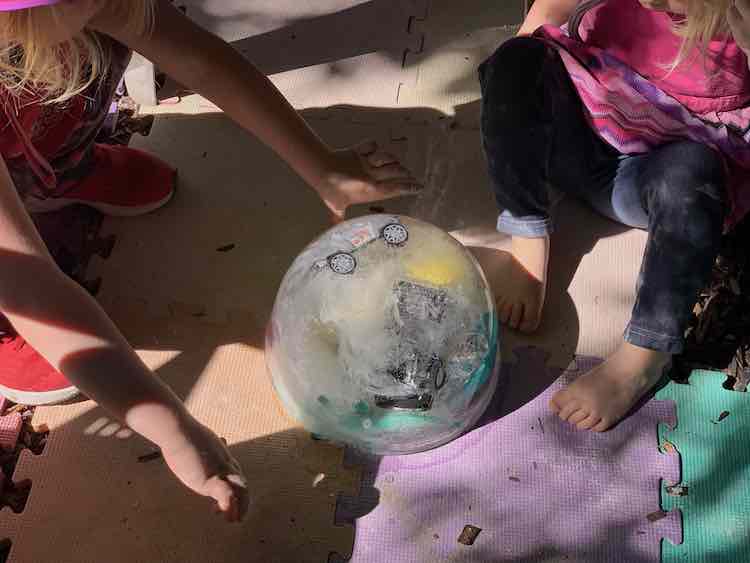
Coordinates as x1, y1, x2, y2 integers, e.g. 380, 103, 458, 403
1, 405, 50, 562
334, 347, 681, 562
179, 0, 427, 67
152, 0, 429, 110
397, 1, 525, 115
657, 371, 750, 563
31, 206, 115, 295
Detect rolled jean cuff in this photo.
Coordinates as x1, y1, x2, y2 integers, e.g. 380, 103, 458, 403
496, 211, 552, 238
624, 324, 684, 355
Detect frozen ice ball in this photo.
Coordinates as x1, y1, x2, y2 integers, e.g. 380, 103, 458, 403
266, 215, 500, 455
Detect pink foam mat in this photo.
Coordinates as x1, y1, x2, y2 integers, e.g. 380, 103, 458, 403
334, 348, 682, 563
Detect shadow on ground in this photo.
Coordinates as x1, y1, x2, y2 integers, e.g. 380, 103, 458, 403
164, 0, 522, 83
2, 2, 741, 558
0, 97, 659, 562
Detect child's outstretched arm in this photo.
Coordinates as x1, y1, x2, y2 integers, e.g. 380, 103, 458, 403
91, 0, 419, 220
0, 157, 248, 521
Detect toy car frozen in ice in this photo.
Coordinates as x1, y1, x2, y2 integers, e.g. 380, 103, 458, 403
321, 219, 409, 275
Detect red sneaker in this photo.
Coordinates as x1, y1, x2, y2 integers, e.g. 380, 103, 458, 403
0, 330, 79, 406
26, 143, 176, 216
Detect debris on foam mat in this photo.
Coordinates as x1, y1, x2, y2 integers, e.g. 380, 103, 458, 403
672, 215, 750, 390
334, 348, 682, 563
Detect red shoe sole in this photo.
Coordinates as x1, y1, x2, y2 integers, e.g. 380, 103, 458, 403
26, 185, 175, 217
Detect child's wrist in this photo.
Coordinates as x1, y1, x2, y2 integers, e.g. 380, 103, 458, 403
158, 417, 215, 458
125, 400, 196, 452
155, 419, 200, 455
303, 147, 339, 193
301, 151, 351, 212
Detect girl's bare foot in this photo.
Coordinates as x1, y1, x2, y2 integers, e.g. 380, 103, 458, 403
549, 342, 671, 432
460, 233, 548, 333
496, 236, 549, 333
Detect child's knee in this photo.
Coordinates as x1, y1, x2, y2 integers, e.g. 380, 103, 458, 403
648, 142, 726, 245
479, 37, 551, 106
479, 37, 556, 149
650, 142, 726, 210
675, 141, 725, 192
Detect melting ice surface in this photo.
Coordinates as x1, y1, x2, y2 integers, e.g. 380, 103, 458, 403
267, 215, 500, 455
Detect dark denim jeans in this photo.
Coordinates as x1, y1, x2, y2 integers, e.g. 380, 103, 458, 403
479, 37, 727, 354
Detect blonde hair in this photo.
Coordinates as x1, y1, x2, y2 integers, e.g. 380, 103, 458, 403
0, 1, 154, 103
671, 0, 731, 70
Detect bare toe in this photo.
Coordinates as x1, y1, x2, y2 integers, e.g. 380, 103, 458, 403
548, 390, 567, 413
549, 398, 562, 414
499, 301, 512, 324
519, 311, 540, 334
568, 410, 588, 425
509, 303, 524, 329
558, 401, 581, 421
577, 414, 600, 430
550, 342, 671, 433
592, 418, 611, 433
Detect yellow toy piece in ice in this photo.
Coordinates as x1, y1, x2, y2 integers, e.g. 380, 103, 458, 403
404, 249, 468, 286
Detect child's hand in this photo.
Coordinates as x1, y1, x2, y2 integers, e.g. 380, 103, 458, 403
161, 420, 249, 522
729, 0, 750, 55
317, 141, 421, 222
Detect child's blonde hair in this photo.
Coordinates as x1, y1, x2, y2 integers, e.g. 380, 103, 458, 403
0, 1, 153, 103
672, 0, 731, 70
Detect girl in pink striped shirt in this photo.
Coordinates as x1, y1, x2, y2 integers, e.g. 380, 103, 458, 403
480, 0, 750, 430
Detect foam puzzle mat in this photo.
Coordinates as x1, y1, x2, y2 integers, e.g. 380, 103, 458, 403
333, 348, 682, 563
138, 0, 432, 111
0, 296, 363, 563
0, 101, 663, 563
657, 371, 750, 563
11, 2, 745, 561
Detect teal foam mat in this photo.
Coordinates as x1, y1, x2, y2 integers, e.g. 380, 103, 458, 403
656, 371, 750, 562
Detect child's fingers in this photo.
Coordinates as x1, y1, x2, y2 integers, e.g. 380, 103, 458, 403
369, 163, 412, 182
355, 140, 378, 157
367, 151, 400, 168
373, 179, 423, 199
206, 477, 233, 512
328, 207, 346, 225
226, 473, 251, 521
221, 494, 240, 523
204, 474, 249, 523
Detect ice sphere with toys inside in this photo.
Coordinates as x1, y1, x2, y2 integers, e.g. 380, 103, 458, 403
266, 215, 500, 455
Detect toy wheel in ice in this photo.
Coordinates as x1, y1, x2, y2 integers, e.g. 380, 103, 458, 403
427, 356, 447, 390
382, 223, 409, 246
328, 252, 357, 275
